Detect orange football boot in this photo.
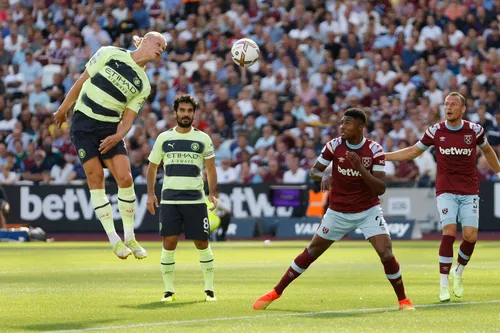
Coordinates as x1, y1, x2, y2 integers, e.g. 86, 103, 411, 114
253, 289, 281, 310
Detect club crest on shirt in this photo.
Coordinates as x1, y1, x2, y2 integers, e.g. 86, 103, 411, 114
191, 142, 200, 152
362, 157, 372, 168
464, 135, 473, 145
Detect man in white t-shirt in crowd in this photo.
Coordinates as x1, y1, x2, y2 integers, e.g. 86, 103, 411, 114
376, 61, 398, 87
216, 158, 238, 184
283, 154, 307, 184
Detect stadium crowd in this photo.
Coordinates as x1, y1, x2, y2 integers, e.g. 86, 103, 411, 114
0, 0, 499, 187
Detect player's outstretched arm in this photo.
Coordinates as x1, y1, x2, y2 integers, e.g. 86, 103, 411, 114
385, 144, 424, 161
53, 70, 90, 127
480, 142, 500, 178
205, 157, 218, 211
146, 162, 159, 215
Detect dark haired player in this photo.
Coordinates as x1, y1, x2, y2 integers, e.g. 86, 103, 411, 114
253, 108, 414, 311
146, 94, 219, 302
386, 92, 500, 302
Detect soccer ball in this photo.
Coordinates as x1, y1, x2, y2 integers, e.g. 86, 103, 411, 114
231, 38, 260, 68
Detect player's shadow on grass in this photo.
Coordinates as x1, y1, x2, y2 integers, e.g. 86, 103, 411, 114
270, 308, 394, 317
19, 319, 116, 332
120, 300, 203, 310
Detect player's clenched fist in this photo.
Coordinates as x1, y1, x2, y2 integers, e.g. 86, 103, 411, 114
346, 151, 362, 169
53, 109, 67, 128
146, 194, 159, 215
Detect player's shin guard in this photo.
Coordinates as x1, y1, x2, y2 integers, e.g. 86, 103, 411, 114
274, 248, 316, 295
118, 185, 136, 242
161, 248, 175, 292
199, 246, 215, 291
383, 256, 407, 301
90, 189, 119, 246
455, 240, 476, 276
439, 235, 455, 285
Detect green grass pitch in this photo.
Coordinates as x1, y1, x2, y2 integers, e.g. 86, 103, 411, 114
1, 240, 499, 333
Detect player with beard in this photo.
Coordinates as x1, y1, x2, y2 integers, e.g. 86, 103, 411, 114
385, 92, 500, 302
146, 94, 219, 302
253, 108, 414, 311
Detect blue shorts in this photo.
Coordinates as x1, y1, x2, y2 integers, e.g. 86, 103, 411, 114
317, 205, 390, 241
436, 193, 479, 228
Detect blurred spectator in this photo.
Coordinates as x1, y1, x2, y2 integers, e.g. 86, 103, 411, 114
0, 162, 18, 184
216, 158, 237, 184
477, 154, 497, 181
393, 140, 420, 184
261, 159, 284, 184
283, 154, 307, 184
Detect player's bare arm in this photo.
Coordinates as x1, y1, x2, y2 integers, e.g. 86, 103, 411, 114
99, 109, 138, 154
385, 144, 424, 161
480, 141, 500, 177
205, 157, 218, 211
146, 162, 160, 215
346, 151, 386, 195
310, 161, 328, 182
53, 70, 91, 127
320, 163, 333, 192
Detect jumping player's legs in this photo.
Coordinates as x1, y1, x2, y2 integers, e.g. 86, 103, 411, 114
103, 155, 147, 259
71, 115, 131, 259
81, 156, 129, 258
436, 193, 460, 301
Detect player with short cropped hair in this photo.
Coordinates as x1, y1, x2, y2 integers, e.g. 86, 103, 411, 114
146, 94, 219, 302
53, 32, 167, 259
385, 92, 500, 302
254, 108, 414, 311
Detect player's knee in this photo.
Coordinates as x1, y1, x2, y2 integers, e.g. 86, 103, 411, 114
194, 240, 209, 250
462, 229, 478, 243
115, 172, 133, 188
378, 247, 393, 262
86, 168, 104, 187
307, 243, 326, 258
442, 222, 457, 236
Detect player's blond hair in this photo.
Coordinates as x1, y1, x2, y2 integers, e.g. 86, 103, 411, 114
132, 31, 167, 49
447, 92, 466, 106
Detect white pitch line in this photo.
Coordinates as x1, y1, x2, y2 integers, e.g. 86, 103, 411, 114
3, 263, 500, 275
39, 299, 500, 333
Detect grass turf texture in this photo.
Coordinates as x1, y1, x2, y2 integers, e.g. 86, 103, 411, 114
1, 241, 499, 333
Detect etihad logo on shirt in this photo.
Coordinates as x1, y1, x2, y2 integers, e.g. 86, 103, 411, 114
104, 67, 140, 94
166, 152, 201, 159
439, 147, 473, 156
337, 165, 361, 177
